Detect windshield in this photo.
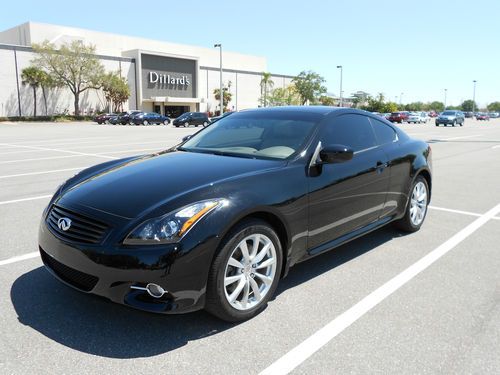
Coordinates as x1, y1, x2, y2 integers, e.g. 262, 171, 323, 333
180, 111, 320, 160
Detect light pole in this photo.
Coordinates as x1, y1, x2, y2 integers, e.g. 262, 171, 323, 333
472, 80, 477, 114
444, 89, 447, 110
400, 92, 404, 106
336, 65, 343, 107
214, 43, 223, 115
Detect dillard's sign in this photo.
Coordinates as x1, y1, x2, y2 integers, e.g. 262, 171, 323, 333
148, 72, 190, 86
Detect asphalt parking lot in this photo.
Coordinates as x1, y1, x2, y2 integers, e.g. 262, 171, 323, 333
1, 118, 499, 374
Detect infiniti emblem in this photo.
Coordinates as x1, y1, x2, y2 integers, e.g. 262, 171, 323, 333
57, 217, 72, 231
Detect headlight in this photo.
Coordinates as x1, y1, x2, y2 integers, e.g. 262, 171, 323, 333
123, 199, 223, 245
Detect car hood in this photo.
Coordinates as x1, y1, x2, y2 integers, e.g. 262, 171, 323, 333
58, 150, 284, 219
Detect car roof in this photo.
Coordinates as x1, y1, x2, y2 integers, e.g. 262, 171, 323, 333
242, 106, 343, 115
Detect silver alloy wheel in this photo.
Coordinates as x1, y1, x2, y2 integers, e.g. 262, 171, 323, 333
410, 181, 427, 226
223, 234, 277, 311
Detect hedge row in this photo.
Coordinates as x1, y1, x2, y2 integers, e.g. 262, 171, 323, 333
0, 115, 95, 122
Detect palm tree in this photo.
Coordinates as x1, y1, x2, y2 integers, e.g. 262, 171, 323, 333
38, 70, 55, 115
21, 67, 43, 116
260, 72, 274, 107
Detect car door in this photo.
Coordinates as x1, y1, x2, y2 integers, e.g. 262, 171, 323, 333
307, 113, 391, 254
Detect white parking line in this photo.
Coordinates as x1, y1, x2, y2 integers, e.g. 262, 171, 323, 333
440, 134, 480, 141
429, 205, 500, 220
0, 143, 118, 160
0, 194, 52, 206
0, 167, 87, 179
0, 154, 83, 164
0, 252, 39, 266
9, 136, 111, 145
492, 145, 500, 149
259, 202, 500, 375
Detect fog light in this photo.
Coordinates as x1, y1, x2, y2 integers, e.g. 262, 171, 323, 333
130, 283, 167, 298
146, 283, 166, 298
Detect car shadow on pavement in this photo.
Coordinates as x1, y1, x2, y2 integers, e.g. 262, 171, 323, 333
10, 225, 406, 359
276, 225, 408, 296
10, 268, 235, 358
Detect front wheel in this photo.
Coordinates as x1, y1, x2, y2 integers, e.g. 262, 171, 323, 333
205, 219, 282, 322
203, 121, 209, 127
393, 175, 429, 232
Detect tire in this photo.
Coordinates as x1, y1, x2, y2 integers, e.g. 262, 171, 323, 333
174, 124, 179, 128
184, 122, 189, 127
205, 219, 283, 322
203, 121, 208, 127
393, 175, 429, 233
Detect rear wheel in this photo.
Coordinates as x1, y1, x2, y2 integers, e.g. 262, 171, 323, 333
205, 219, 282, 322
393, 175, 429, 232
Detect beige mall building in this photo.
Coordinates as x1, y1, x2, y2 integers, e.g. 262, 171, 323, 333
0, 22, 294, 117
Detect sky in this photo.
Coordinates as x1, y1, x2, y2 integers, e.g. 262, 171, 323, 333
1, 0, 499, 107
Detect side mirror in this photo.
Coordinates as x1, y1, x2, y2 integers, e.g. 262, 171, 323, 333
319, 144, 354, 164
182, 135, 193, 142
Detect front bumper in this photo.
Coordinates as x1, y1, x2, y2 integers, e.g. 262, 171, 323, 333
436, 118, 456, 124
38, 217, 215, 314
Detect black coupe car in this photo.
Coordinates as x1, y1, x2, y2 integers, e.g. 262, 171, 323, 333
39, 107, 432, 322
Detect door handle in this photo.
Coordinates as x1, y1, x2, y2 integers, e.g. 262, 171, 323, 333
376, 161, 388, 169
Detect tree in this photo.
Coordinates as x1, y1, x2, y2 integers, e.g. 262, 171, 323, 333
381, 102, 398, 113
487, 101, 500, 112
267, 85, 301, 106
32, 40, 105, 115
460, 100, 477, 112
428, 101, 444, 112
21, 67, 41, 116
213, 81, 233, 114
292, 70, 327, 105
101, 72, 131, 112
260, 72, 274, 107
319, 95, 335, 106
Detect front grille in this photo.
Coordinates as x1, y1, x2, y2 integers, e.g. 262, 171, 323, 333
40, 247, 98, 292
46, 205, 109, 244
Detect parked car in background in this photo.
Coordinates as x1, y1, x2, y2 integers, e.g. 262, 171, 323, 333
131, 112, 170, 125
388, 112, 409, 123
464, 112, 474, 118
209, 111, 235, 123
407, 112, 424, 124
420, 112, 429, 123
94, 113, 117, 124
435, 110, 465, 126
428, 111, 438, 118
116, 110, 143, 125
383, 113, 391, 120
173, 112, 210, 127
108, 115, 120, 125
476, 113, 490, 121
489, 112, 499, 118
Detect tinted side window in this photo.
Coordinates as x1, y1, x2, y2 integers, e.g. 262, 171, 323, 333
370, 118, 397, 145
323, 114, 377, 152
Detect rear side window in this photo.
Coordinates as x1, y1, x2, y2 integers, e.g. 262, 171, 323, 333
370, 118, 397, 145
323, 114, 377, 152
